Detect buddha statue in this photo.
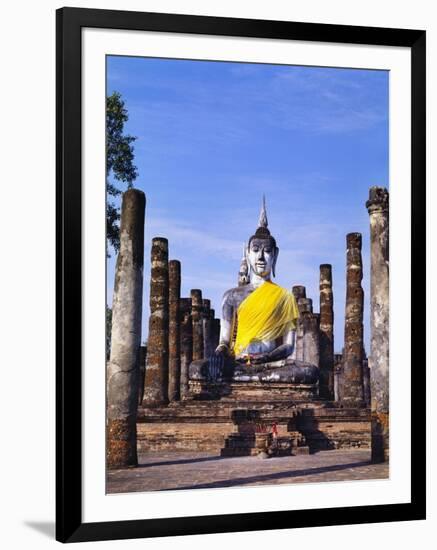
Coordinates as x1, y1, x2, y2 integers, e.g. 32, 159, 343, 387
189, 198, 319, 385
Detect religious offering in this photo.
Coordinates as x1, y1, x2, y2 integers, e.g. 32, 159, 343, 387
105, 56, 390, 492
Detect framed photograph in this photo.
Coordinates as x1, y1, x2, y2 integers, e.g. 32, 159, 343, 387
56, 7, 426, 543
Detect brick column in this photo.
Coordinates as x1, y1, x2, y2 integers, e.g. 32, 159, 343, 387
168, 260, 181, 402
212, 317, 221, 351
319, 264, 334, 399
292, 286, 306, 361
202, 299, 213, 359
297, 296, 312, 362
341, 233, 365, 407
191, 289, 204, 361
179, 298, 193, 400
143, 237, 169, 407
138, 345, 147, 406
302, 312, 320, 367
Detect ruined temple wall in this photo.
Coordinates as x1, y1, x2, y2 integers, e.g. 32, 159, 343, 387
137, 422, 233, 453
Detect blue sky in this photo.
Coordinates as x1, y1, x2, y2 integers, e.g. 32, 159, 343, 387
106, 56, 389, 353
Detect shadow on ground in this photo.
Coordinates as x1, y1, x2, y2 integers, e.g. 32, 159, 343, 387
169, 460, 372, 490
137, 455, 225, 468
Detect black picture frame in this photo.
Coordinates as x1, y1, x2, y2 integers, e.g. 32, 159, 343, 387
56, 6, 426, 543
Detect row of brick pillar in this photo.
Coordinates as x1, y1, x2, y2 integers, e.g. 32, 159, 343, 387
290, 265, 334, 400
289, 186, 389, 464
139, 290, 220, 406
106, 185, 389, 468
331, 187, 389, 463
294, 234, 373, 409
143, 239, 220, 408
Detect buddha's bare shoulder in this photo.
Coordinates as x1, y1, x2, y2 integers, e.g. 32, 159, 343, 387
222, 285, 254, 308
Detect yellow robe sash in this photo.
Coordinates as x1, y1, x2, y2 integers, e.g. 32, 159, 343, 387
233, 281, 299, 356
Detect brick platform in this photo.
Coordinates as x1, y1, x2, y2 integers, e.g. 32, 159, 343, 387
137, 400, 371, 454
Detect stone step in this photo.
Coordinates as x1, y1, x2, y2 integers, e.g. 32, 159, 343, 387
220, 447, 260, 457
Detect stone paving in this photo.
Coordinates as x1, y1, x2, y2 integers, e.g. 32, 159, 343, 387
106, 449, 388, 493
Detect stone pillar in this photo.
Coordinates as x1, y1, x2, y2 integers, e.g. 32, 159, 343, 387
209, 309, 217, 355
179, 298, 193, 400
334, 353, 343, 402
366, 187, 389, 462
138, 345, 147, 406
107, 189, 145, 468
292, 285, 306, 302
143, 238, 169, 407
363, 357, 371, 408
291, 287, 308, 362
191, 289, 204, 361
168, 260, 181, 402
319, 264, 334, 399
299, 298, 313, 314
302, 312, 320, 367
341, 233, 365, 408
297, 297, 312, 362
212, 318, 221, 350
202, 299, 213, 359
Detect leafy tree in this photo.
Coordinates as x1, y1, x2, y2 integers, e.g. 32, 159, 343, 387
106, 91, 138, 255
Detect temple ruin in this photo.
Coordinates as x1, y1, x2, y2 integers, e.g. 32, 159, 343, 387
107, 187, 390, 468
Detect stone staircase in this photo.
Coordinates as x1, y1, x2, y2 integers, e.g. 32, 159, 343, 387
220, 408, 310, 457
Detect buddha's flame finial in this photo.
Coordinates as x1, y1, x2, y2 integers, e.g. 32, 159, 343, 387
258, 195, 268, 229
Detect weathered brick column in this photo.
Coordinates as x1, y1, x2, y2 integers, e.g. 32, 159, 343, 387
341, 233, 365, 407
143, 237, 169, 407
291, 286, 306, 361
363, 356, 371, 408
292, 285, 306, 302
209, 308, 218, 353
319, 264, 334, 399
334, 353, 343, 402
179, 298, 193, 399
138, 345, 147, 406
168, 260, 181, 402
366, 187, 389, 462
297, 296, 312, 362
202, 299, 213, 359
302, 312, 320, 367
191, 289, 204, 361
212, 317, 221, 350
107, 189, 145, 468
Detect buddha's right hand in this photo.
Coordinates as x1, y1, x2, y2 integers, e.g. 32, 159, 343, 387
207, 352, 225, 381
206, 344, 233, 380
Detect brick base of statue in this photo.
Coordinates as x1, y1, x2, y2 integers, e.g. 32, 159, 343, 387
137, 401, 370, 456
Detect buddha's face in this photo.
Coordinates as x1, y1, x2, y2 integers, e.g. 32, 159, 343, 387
247, 238, 277, 278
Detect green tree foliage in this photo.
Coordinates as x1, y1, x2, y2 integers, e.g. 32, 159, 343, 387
106, 91, 138, 255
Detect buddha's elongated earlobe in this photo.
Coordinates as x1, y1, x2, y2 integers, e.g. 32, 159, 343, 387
245, 245, 252, 279
272, 247, 279, 278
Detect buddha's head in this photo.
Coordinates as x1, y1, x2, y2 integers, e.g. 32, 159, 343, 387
246, 197, 279, 280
